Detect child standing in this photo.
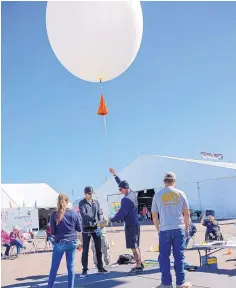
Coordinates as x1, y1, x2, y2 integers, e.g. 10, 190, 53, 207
91, 216, 110, 266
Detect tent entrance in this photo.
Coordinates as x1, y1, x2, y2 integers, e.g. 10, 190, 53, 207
137, 189, 155, 220
38, 208, 55, 230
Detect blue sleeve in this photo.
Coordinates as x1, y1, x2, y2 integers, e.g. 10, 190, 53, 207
111, 198, 130, 223
75, 212, 82, 232
50, 212, 56, 235
114, 175, 122, 185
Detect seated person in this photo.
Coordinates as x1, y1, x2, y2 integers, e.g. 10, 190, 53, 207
201, 212, 221, 241
1, 230, 11, 259
9, 226, 25, 257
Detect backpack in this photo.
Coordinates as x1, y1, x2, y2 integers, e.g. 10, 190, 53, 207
117, 254, 135, 265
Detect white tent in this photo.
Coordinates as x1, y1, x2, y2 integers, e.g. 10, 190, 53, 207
1, 183, 59, 209
96, 154, 236, 218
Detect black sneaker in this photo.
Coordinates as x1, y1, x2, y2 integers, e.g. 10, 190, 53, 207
98, 267, 108, 273
80, 270, 88, 278
129, 266, 144, 275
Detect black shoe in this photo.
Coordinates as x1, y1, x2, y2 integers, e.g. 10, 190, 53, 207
129, 266, 144, 275
80, 270, 88, 278
98, 267, 108, 273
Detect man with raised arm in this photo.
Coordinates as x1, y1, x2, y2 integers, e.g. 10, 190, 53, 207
152, 172, 192, 288
109, 168, 143, 275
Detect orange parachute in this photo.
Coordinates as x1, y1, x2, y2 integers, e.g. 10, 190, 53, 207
97, 94, 108, 116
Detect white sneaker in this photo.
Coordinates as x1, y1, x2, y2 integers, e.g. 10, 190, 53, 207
1, 255, 9, 260
80, 271, 88, 278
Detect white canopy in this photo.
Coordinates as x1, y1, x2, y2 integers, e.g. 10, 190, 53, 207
1, 183, 59, 209
96, 154, 236, 218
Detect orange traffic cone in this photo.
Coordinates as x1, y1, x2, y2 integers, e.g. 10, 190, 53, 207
226, 248, 232, 255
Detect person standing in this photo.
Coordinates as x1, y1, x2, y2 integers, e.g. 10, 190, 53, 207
91, 215, 110, 267
48, 194, 81, 288
79, 186, 107, 278
142, 206, 148, 221
109, 168, 143, 275
46, 223, 55, 246
152, 172, 192, 288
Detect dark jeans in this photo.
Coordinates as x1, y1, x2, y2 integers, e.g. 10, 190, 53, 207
82, 228, 103, 271
159, 229, 185, 286
48, 241, 77, 288
3, 243, 10, 256
11, 239, 24, 255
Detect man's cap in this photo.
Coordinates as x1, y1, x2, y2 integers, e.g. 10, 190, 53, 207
118, 180, 130, 189
84, 186, 94, 194
164, 172, 176, 181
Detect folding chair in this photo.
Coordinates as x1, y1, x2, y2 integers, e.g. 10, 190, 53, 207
22, 232, 37, 254
9, 245, 25, 257
44, 236, 54, 251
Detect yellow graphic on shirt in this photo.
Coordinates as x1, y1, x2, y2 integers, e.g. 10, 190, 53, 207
162, 192, 180, 205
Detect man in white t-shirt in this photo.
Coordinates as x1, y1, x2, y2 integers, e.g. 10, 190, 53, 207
152, 172, 192, 288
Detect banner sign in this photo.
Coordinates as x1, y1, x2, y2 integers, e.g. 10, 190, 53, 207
200, 152, 223, 160
110, 201, 121, 217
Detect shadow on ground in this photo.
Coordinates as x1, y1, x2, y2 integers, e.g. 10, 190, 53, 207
2, 268, 161, 288
15, 274, 60, 281
195, 265, 236, 277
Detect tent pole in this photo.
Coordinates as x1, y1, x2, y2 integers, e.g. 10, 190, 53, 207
1, 188, 20, 208
197, 182, 202, 211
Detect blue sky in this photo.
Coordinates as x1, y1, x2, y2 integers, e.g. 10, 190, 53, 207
2, 1, 236, 201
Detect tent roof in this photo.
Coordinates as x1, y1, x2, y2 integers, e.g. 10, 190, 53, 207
95, 154, 236, 218
1, 183, 59, 209
96, 154, 236, 195
152, 155, 236, 170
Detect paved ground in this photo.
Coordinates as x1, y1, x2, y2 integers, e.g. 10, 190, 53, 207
1, 220, 236, 287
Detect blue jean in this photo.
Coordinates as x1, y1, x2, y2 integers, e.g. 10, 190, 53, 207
11, 239, 24, 255
159, 229, 185, 286
48, 241, 77, 288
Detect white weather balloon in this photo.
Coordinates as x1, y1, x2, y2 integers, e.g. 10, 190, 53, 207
46, 0, 143, 83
